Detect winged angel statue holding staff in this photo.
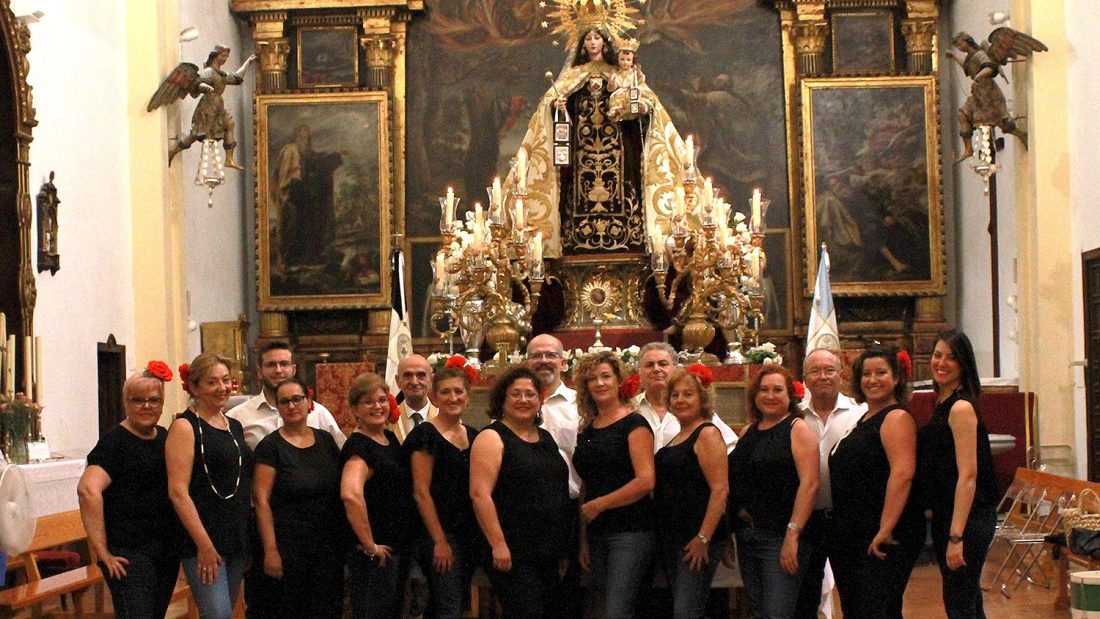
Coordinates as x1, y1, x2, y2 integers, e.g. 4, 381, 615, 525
147, 45, 257, 169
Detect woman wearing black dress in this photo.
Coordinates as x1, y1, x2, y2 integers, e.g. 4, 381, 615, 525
728, 365, 819, 619
340, 372, 416, 619
78, 363, 179, 618
829, 347, 923, 619
252, 377, 343, 618
572, 351, 655, 618
469, 366, 569, 618
166, 353, 254, 619
407, 365, 480, 618
654, 366, 730, 619
921, 330, 999, 618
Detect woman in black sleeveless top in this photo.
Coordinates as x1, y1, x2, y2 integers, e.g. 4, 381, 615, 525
572, 351, 656, 618
920, 330, 999, 618
653, 366, 730, 619
470, 367, 569, 618
340, 372, 416, 619
728, 365, 819, 619
829, 348, 923, 619
166, 353, 254, 619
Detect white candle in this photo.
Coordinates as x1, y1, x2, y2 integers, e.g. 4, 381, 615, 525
434, 253, 446, 289
515, 198, 526, 231
750, 248, 762, 280
34, 336, 41, 405
5, 335, 14, 398
0, 312, 5, 396
685, 135, 694, 167
516, 150, 528, 189
652, 227, 664, 253
445, 187, 455, 228
751, 188, 762, 230
674, 187, 685, 219
703, 177, 713, 207
492, 177, 502, 209
533, 231, 543, 263
475, 202, 484, 227
23, 335, 32, 397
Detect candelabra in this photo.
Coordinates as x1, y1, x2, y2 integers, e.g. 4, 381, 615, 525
650, 176, 769, 365
430, 169, 545, 367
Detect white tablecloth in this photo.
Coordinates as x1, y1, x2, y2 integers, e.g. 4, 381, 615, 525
17, 458, 86, 517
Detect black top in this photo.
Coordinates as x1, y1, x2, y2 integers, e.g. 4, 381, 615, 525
830, 405, 924, 544
254, 428, 344, 555
404, 422, 479, 542
655, 423, 728, 546
176, 410, 253, 559
574, 413, 655, 538
486, 421, 569, 561
917, 389, 1000, 521
86, 424, 174, 550
341, 430, 416, 551
728, 415, 800, 535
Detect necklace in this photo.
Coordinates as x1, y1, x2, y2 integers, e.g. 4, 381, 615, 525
196, 411, 242, 500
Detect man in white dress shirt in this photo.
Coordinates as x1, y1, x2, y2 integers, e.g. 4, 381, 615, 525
388, 354, 437, 444
794, 348, 865, 619
630, 342, 738, 453
227, 341, 346, 450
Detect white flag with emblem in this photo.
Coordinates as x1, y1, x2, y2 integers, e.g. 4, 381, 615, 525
385, 247, 413, 393
806, 243, 840, 355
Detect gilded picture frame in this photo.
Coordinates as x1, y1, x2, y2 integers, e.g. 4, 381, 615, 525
831, 11, 895, 73
296, 26, 359, 88
800, 75, 944, 296
256, 91, 392, 310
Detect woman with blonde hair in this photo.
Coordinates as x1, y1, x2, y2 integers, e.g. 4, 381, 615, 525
166, 353, 253, 619
572, 351, 655, 617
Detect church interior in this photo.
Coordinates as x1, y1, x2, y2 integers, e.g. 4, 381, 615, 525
1, 0, 1099, 616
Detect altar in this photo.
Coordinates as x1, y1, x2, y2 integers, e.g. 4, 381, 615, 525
17, 458, 85, 518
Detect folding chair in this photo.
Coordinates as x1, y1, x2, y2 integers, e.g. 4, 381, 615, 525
983, 486, 1071, 597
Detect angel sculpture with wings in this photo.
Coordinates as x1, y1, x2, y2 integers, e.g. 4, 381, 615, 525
947, 28, 1047, 161
147, 45, 256, 169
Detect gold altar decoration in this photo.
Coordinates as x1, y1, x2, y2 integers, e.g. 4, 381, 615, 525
545, 0, 640, 47
430, 171, 545, 367
650, 169, 769, 365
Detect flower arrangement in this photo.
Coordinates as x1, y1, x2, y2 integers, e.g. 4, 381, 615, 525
0, 392, 41, 463
745, 342, 783, 366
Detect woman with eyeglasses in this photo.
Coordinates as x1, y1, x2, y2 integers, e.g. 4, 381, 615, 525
341, 372, 416, 619
167, 352, 254, 619
251, 377, 344, 618
78, 362, 180, 618
470, 366, 569, 618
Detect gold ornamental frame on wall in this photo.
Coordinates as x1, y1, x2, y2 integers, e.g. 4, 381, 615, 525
296, 26, 360, 88
256, 91, 392, 311
800, 75, 944, 297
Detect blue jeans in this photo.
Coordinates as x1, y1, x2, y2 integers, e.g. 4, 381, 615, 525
420, 536, 473, 619
348, 549, 409, 619
102, 543, 179, 619
589, 530, 656, 618
932, 506, 997, 619
735, 527, 808, 619
182, 554, 247, 619
660, 540, 725, 619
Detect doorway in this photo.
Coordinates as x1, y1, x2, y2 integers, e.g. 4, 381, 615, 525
1083, 248, 1100, 481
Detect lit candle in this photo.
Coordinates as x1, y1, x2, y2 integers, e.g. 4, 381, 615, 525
703, 177, 713, 207
685, 135, 694, 167
751, 188, 762, 230
515, 198, 526, 231
532, 231, 543, 263
434, 253, 446, 289
34, 336, 41, 405
516, 149, 528, 189
445, 187, 455, 228
492, 177, 502, 209
23, 335, 32, 398
652, 227, 664, 253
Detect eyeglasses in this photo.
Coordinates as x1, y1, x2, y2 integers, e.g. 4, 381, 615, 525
506, 390, 540, 401
276, 394, 308, 407
263, 361, 294, 370
529, 352, 563, 361
806, 368, 839, 378
128, 397, 164, 408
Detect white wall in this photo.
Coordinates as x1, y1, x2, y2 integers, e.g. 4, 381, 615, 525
11, 0, 135, 457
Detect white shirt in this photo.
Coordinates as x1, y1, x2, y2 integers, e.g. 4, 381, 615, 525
798, 392, 865, 510
388, 400, 438, 444
540, 382, 581, 499
227, 393, 347, 451
632, 392, 739, 454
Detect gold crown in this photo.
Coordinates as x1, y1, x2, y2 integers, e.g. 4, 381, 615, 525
615, 36, 639, 52
545, 0, 640, 46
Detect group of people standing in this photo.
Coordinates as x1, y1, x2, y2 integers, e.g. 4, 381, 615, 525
75, 329, 998, 619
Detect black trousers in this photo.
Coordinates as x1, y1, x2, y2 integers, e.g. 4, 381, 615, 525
931, 506, 997, 619
486, 555, 560, 619
830, 531, 922, 619
794, 509, 835, 619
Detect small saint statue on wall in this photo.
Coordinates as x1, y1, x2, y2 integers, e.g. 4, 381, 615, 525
36, 171, 59, 275
146, 44, 256, 170
946, 27, 1047, 161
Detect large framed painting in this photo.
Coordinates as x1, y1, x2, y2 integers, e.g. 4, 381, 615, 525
831, 11, 895, 73
800, 75, 944, 296
256, 91, 391, 310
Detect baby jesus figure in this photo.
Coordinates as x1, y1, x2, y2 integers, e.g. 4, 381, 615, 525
607, 38, 651, 122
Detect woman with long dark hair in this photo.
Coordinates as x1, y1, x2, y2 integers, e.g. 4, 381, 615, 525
920, 330, 999, 618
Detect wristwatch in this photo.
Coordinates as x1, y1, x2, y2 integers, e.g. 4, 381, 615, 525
787, 521, 804, 535
948, 534, 964, 544
696, 533, 710, 545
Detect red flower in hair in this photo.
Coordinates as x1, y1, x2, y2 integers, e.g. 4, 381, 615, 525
463, 364, 479, 384
307, 387, 316, 411
387, 393, 401, 424
178, 363, 192, 395
686, 363, 714, 387
619, 374, 641, 400
145, 360, 173, 382
793, 380, 806, 400
897, 350, 913, 380
444, 355, 467, 369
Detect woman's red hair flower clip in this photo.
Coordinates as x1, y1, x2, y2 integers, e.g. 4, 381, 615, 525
687, 363, 714, 387
619, 373, 641, 400
793, 380, 806, 400
445, 354, 479, 383
387, 392, 401, 424
897, 350, 913, 380
178, 363, 192, 395
306, 387, 316, 411
144, 360, 173, 382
